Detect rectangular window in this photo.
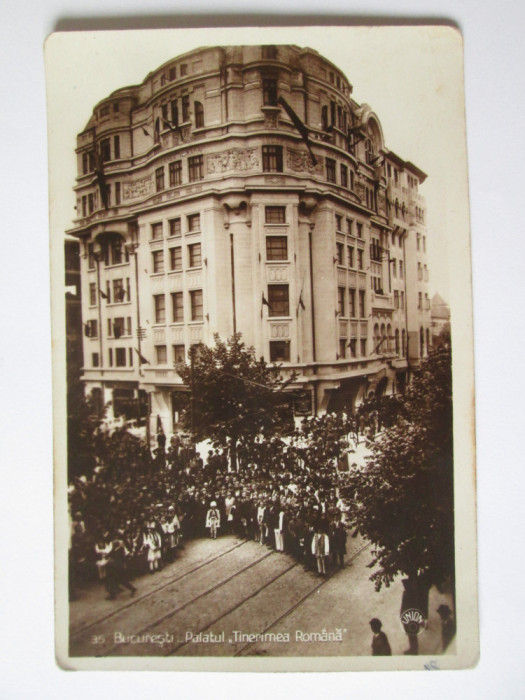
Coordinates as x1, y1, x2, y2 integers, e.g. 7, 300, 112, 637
169, 218, 181, 237
188, 155, 203, 182
173, 344, 186, 364
399, 260, 404, 279
156, 345, 168, 365
349, 338, 357, 358
394, 290, 399, 308
188, 243, 202, 268
418, 262, 422, 281
126, 278, 131, 302
182, 94, 190, 122
129, 348, 133, 366
338, 339, 346, 359
110, 240, 122, 265
113, 279, 125, 303
82, 152, 88, 175
262, 78, 278, 106
340, 164, 348, 188
418, 292, 422, 309
360, 338, 367, 357
154, 294, 166, 323
171, 292, 184, 322
423, 236, 427, 252
187, 213, 200, 232
106, 281, 111, 303
86, 319, 98, 337
336, 242, 344, 265
155, 166, 165, 192
337, 287, 345, 316
269, 340, 290, 362
356, 223, 363, 238
115, 182, 121, 205
266, 236, 287, 261
161, 103, 168, 122
335, 214, 343, 231
115, 348, 126, 367
392, 258, 397, 277
113, 317, 125, 338
400, 291, 405, 308
170, 99, 178, 124
359, 290, 366, 317
88, 193, 94, 214
262, 45, 278, 59
190, 290, 203, 321
152, 250, 165, 273
180, 64, 188, 76
349, 288, 356, 317
357, 249, 364, 270
326, 158, 336, 183
347, 246, 354, 268
169, 246, 182, 271
346, 218, 353, 236
194, 101, 204, 128
151, 222, 163, 240
92, 352, 99, 368
265, 206, 286, 224
82, 196, 87, 217
268, 284, 289, 317
108, 348, 113, 367
126, 317, 132, 336
87, 244, 95, 269
113, 135, 120, 159
262, 145, 283, 172
100, 138, 111, 162
169, 160, 182, 187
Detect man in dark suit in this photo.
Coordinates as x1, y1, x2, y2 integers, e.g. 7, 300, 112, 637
369, 618, 392, 656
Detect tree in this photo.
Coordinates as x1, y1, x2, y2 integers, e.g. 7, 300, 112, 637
67, 390, 106, 479
176, 334, 295, 469
293, 412, 355, 473
348, 346, 454, 596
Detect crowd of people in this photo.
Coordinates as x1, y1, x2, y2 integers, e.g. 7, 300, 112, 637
68, 422, 367, 602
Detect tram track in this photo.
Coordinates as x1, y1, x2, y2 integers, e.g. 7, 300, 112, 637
70, 538, 248, 641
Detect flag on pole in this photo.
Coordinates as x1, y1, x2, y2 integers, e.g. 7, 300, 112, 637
99, 288, 108, 300
276, 96, 317, 166
134, 348, 150, 365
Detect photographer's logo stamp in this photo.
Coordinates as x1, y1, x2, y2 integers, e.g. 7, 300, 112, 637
400, 608, 425, 635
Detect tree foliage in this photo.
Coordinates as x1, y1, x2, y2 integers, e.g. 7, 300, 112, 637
293, 412, 355, 472
348, 346, 454, 591
176, 334, 295, 465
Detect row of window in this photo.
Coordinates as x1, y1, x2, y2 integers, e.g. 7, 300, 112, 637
89, 279, 130, 306
91, 347, 134, 368
417, 263, 429, 281
335, 241, 364, 270
154, 154, 204, 191
81, 136, 121, 174
337, 288, 366, 318
337, 338, 367, 360
418, 293, 431, 310
335, 215, 364, 239
151, 243, 201, 273
159, 62, 189, 86
85, 317, 133, 339
153, 290, 203, 324
416, 233, 427, 252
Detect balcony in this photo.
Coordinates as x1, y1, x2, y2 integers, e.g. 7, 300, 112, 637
371, 292, 393, 311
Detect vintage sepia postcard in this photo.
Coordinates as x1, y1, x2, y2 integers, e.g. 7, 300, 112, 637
47, 25, 478, 671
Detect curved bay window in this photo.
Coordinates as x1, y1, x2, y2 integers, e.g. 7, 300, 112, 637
262, 145, 283, 172
262, 76, 278, 106
194, 101, 204, 128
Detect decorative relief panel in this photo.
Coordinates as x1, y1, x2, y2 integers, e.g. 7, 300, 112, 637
377, 189, 387, 215
354, 179, 366, 201
286, 148, 324, 175
184, 184, 203, 195
186, 270, 202, 288
189, 325, 203, 341
170, 327, 184, 342
168, 274, 183, 291
207, 148, 259, 175
360, 321, 368, 335
123, 176, 153, 201
339, 320, 348, 337
264, 175, 285, 185
264, 113, 279, 129
267, 265, 289, 282
358, 272, 367, 289
348, 271, 357, 286
337, 269, 346, 285
154, 328, 166, 343
351, 321, 358, 335
149, 240, 163, 250
270, 323, 290, 339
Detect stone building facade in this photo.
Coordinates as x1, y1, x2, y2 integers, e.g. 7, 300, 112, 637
68, 44, 431, 434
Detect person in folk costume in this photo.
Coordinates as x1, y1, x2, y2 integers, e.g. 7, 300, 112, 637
224, 491, 236, 535
369, 618, 392, 656
94, 531, 112, 581
256, 500, 266, 545
332, 518, 347, 569
168, 505, 181, 549
206, 501, 221, 539
274, 504, 287, 552
160, 513, 175, 562
143, 522, 162, 573
105, 538, 137, 600
311, 526, 330, 576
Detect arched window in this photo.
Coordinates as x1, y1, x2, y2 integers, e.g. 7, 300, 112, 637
380, 324, 386, 353
387, 324, 392, 352
194, 101, 204, 128
402, 329, 406, 357
420, 326, 425, 356
426, 328, 430, 353
373, 324, 380, 353
395, 328, 400, 354
365, 138, 373, 164
154, 117, 160, 143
